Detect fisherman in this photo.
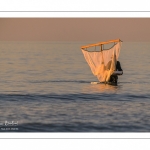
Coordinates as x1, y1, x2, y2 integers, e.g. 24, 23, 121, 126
116, 61, 123, 73
109, 61, 123, 84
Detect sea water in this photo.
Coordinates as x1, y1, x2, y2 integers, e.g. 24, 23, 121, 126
0, 41, 150, 132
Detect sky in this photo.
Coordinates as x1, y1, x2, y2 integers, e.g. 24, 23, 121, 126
0, 18, 150, 42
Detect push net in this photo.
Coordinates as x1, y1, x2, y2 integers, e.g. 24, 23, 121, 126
81, 39, 122, 82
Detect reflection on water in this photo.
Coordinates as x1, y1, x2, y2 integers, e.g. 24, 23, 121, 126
82, 83, 121, 93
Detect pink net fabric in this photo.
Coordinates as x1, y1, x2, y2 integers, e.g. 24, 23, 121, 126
81, 42, 122, 82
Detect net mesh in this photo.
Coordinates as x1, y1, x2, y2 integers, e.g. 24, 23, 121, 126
81, 42, 122, 82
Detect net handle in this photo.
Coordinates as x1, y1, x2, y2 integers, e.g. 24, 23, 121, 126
81, 39, 122, 49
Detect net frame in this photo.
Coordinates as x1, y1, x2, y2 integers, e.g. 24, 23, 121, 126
81, 39, 122, 82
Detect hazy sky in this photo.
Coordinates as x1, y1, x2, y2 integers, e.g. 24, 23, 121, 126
0, 18, 150, 41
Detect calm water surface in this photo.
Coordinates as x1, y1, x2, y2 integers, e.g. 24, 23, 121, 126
0, 41, 150, 132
